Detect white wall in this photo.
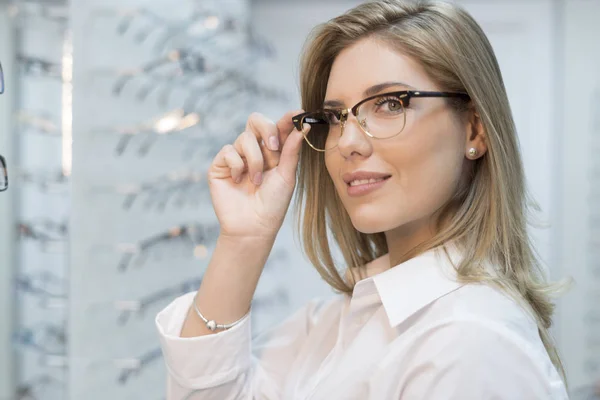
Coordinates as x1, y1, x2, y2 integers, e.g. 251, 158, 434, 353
557, 0, 600, 388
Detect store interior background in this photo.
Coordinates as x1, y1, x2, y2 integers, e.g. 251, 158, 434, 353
0, 0, 598, 398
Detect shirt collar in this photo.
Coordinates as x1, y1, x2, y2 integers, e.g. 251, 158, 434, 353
351, 243, 465, 328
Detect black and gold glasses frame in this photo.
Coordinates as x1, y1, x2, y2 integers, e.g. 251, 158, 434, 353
292, 90, 470, 152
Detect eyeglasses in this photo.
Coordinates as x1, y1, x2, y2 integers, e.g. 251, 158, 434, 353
0, 155, 7, 192
89, 276, 203, 326
13, 323, 66, 356
17, 168, 68, 194
15, 374, 65, 400
116, 346, 163, 385
16, 270, 68, 309
18, 219, 68, 252
292, 90, 470, 152
93, 167, 208, 211
17, 55, 62, 79
113, 222, 219, 271
16, 110, 61, 136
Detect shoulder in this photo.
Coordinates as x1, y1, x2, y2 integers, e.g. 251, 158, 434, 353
439, 283, 540, 338
386, 283, 568, 399
420, 282, 547, 359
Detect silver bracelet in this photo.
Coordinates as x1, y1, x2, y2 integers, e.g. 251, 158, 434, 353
192, 294, 250, 331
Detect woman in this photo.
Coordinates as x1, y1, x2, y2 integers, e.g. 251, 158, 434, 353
156, 0, 569, 398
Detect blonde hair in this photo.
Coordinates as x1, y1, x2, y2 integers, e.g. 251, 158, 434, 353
293, 0, 568, 384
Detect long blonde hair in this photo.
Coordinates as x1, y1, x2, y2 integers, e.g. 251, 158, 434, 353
293, 0, 568, 384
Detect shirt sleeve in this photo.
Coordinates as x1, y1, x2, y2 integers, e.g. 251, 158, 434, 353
155, 291, 331, 400
370, 319, 569, 400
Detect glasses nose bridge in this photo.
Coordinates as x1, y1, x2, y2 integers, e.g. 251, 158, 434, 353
337, 109, 372, 157
339, 107, 366, 136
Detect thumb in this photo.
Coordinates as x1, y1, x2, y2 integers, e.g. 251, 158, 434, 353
277, 124, 310, 185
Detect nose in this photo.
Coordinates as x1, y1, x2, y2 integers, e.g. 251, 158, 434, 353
336, 111, 372, 159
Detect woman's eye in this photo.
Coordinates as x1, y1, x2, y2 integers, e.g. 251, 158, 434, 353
375, 98, 403, 113
386, 101, 401, 110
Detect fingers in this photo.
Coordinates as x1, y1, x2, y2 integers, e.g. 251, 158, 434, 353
212, 144, 245, 183
233, 131, 264, 185
223, 145, 245, 183
245, 109, 304, 151
246, 112, 279, 151
275, 109, 305, 146
278, 123, 311, 186
211, 110, 308, 186
246, 112, 281, 169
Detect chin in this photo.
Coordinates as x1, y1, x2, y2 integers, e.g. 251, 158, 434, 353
347, 206, 403, 234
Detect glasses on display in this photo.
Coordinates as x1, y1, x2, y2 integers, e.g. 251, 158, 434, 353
0, 155, 7, 192
11, 1, 69, 25
292, 90, 470, 152
17, 55, 62, 79
13, 323, 67, 368
16, 270, 68, 309
17, 168, 68, 194
16, 110, 61, 136
101, 109, 200, 156
14, 375, 65, 400
115, 222, 219, 271
18, 220, 68, 252
90, 276, 202, 326
93, 168, 207, 211
115, 346, 163, 385
98, 5, 270, 55
13, 323, 66, 355
112, 49, 208, 96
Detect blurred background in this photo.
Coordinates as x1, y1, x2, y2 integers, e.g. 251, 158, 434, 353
0, 0, 598, 398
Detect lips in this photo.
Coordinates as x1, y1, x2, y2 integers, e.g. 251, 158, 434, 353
342, 171, 392, 187
348, 177, 389, 186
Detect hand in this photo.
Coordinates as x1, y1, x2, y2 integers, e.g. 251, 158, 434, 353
208, 110, 310, 239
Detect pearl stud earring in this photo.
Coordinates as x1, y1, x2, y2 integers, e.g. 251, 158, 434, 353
468, 148, 478, 158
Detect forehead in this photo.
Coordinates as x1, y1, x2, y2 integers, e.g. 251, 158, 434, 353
325, 37, 435, 102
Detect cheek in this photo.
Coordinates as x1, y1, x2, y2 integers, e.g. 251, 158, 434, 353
325, 155, 335, 182
325, 155, 344, 195
394, 129, 464, 207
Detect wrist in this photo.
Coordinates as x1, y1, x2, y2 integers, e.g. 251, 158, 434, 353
217, 232, 277, 249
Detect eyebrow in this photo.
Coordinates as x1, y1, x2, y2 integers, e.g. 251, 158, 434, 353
323, 81, 416, 108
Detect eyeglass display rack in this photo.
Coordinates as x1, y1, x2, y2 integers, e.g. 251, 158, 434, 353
3, 0, 298, 398
9, 1, 71, 399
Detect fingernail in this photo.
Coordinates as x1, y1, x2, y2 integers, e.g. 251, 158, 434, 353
269, 136, 279, 151
253, 172, 263, 185
235, 175, 242, 184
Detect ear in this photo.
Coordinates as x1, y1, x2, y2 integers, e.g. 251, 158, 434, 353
464, 110, 487, 160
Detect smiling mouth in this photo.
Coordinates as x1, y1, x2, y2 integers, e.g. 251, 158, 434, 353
347, 176, 391, 187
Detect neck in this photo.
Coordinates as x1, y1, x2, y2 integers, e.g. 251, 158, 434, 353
384, 216, 438, 268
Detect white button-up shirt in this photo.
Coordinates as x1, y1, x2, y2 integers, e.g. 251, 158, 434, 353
155, 245, 569, 399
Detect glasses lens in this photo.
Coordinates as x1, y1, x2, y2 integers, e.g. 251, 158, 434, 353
357, 94, 406, 139
302, 110, 340, 151
0, 156, 7, 191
